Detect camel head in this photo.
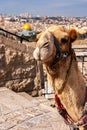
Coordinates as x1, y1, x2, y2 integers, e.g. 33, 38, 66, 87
33, 26, 78, 64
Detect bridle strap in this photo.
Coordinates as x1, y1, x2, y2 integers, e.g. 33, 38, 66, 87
50, 36, 72, 69
53, 35, 61, 58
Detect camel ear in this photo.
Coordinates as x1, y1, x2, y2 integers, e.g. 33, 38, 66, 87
69, 29, 78, 43
35, 32, 43, 42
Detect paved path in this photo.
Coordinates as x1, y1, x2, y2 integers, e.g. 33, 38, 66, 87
0, 87, 70, 130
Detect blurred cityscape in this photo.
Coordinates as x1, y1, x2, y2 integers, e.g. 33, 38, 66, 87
0, 13, 87, 34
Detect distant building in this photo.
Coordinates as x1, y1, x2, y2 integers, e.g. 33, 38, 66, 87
17, 23, 39, 42
18, 30, 38, 36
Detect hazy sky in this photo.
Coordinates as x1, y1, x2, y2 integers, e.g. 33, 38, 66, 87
0, 0, 87, 17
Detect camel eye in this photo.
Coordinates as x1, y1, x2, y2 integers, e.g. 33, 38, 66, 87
61, 38, 68, 44
43, 42, 49, 48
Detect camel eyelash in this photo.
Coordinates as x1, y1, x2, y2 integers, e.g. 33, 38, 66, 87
43, 42, 49, 48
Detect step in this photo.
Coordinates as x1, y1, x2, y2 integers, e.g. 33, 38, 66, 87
0, 87, 33, 111
18, 92, 56, 113
0, 87, 69, 130
18, 92, 33, 101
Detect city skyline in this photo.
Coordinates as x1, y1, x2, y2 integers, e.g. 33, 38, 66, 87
0, 0, 87, 17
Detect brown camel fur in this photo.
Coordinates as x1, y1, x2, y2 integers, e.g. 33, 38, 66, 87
33, 26, 87, 130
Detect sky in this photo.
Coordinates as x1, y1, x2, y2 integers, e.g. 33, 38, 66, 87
0, 0, 87, 17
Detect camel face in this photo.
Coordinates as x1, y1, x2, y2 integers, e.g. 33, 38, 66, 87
33, 26, 77, 63
33, 31, 56, 62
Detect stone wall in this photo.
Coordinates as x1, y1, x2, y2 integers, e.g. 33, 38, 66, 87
0, 42, 37, 93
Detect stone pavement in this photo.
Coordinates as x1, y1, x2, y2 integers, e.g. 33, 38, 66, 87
0, 87, 70, 130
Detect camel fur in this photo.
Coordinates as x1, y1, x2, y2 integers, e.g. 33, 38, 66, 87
33, 26, 86, 130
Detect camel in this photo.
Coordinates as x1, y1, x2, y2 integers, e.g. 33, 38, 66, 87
33, 26, 87, 130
